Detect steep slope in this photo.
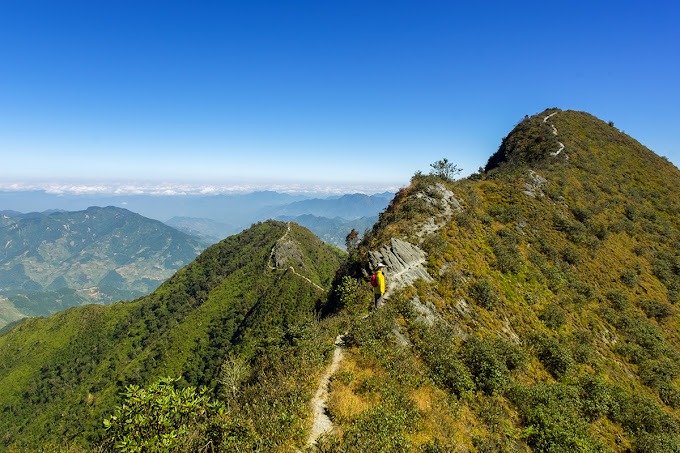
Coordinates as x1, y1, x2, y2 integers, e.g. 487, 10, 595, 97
324, 109, 680, 452
0, 220, 344, 450
0, 206, 207, 327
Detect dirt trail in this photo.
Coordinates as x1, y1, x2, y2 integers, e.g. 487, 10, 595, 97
543, 112, 566, 157
306, 334, 345, 447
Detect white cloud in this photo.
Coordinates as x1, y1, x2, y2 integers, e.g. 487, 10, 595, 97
0, 181, 401, 196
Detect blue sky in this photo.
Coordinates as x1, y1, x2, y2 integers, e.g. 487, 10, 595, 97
1, 0, 678, 194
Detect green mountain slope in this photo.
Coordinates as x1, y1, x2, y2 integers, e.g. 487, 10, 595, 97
0, 220, 344, 450
326, 109, 680, 452
0, 206, 207, 328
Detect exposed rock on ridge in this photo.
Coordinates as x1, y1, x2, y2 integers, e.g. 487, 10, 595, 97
414, 183, 463, 241
369, 238, 433, 295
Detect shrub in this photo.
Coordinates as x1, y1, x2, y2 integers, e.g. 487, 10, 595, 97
469, 278, 500, 310
638, 299, 674, 322
490, 238, 523, 274
569, 331, 595, 364
532, 335, 573, 378
461, 337, 509, 395
639, 357, 680, 390
560, 246, 581, 265
605, 289, 629, 310
620, 269, 638, 287
103, 377, 224, 453
345, 305, 396, 350
429, 158, 462, 182
411, 323, 475, 397
539, 304, 567, 330
578, 374, 615, 420
506, 383, 602, 452
589, 221, 609, 241
488, 205, 522, 224
570, 205, 592, 223
418, 438, 458, 452
335, 275, 366, 314
341, 404, 413, 453
659, 383, 680, 409
493, 338, 528, 371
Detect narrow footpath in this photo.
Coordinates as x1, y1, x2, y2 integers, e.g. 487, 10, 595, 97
543, 111, 566, 157
306, 334, 346, 447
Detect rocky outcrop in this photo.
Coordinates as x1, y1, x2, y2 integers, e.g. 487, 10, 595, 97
522, 170, 548, 198
414, 183, 463, 240
368, 238, 433, 295
273, 236, 305, 270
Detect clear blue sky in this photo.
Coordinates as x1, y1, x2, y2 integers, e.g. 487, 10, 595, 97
1, 0, 678, 194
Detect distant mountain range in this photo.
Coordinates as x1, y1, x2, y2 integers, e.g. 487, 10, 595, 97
164, 192, 392, 248
0, 206, 206, 327
0, 191, 392, 328
275, 214, 377, 250
0, 190, 393, 232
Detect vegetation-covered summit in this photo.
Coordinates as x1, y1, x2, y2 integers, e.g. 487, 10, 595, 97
326, 108, 680, 452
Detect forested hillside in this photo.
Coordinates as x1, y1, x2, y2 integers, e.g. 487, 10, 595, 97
0, 221, 343, 450
327, 108, 680, 452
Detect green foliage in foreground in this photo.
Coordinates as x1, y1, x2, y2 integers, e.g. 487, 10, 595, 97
103, 377, 224, 452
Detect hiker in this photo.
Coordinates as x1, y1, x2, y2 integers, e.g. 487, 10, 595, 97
373, 263, 386, 309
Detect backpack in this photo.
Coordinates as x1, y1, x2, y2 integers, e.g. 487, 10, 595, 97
370, 274, 378, 287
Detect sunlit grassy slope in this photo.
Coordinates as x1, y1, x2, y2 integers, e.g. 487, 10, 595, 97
328, 109, 680, 452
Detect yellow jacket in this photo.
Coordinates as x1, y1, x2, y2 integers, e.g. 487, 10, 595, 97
373, 270, 385, 295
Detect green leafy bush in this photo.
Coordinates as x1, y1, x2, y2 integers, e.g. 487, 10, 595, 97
103, 377, 224, 453
506, 383, 603, 452
605, 289, 630, 310
461, 337, 509, 395
469, 278, 500, 310
637, 299, 674, 322
620, 268, 638, 287
539, 304, 567, 330
532, 335, 573, 378
410, 322, 474, 397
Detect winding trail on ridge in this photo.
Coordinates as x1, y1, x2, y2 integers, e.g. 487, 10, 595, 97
306, 334, 346, 448
543, 111, 566, 157
267, 222, 342, 448
267, 222, 326, 293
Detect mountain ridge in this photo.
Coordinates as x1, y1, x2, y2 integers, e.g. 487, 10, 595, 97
0, 220, 344, 450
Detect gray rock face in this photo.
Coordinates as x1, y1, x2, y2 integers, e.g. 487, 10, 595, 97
522, 170, 548, 198
273, 237, 304, 269
411, 296, 440, 327
369, 238, 433, 295
412, 183, 464, 242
